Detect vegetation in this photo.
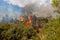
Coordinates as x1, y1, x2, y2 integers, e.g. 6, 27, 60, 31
52, 0, 60, 14
42, 17, 60, 40
0, 0, 60, 40
0, 23, 37, 40
0, 17, 60, 40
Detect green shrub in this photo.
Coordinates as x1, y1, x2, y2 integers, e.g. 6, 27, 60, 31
0, 23, 37, 40
0, 17, 60, 40
42, 17, 60, 40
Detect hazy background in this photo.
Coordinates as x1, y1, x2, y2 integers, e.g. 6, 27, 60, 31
0, 0, 59, 22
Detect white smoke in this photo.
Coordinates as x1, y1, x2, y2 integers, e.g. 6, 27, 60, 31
4, 0, 50, 7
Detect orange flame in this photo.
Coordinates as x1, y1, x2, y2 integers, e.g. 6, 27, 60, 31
25, 17, 31, 26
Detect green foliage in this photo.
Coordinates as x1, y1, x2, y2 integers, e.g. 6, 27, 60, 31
42, 17, 60, 40
0, 17, 60, 40
0, 23, 37, 40
52, 0, 60, 7
52, 0, 60, 14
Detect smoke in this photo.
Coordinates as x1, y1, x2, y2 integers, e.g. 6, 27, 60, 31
4, 0, 52, 17
24, 2, 53, 17
4, 0, 50, 7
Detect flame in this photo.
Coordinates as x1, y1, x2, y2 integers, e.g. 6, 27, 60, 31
25, 17, 31, 26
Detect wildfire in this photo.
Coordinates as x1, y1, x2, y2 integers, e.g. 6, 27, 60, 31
20, 16, 32, 26
25, 16, 32, 26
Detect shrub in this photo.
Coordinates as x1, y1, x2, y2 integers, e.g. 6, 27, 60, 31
0, 23, 37, 40
42, 17, 60, 40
